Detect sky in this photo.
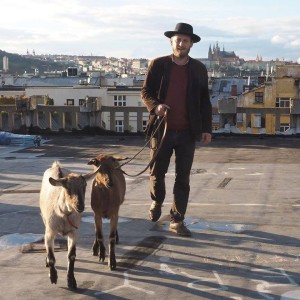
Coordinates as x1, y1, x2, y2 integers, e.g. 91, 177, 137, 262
1, 0, 300, 62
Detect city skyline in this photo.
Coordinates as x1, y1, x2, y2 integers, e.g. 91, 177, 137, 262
1, 0, 300, 62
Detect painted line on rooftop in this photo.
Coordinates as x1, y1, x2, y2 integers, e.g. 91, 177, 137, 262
124, 202, 284, 207
229, 203, 274, 206
217, 177, 232, 188
0, 189, 40, 194
0, 210, 31, 217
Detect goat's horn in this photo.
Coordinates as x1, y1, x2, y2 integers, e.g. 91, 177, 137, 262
115, 156, 129, 161
83, 166, 100, 180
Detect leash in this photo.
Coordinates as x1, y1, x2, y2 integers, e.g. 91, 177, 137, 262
119, 110, 168, 177
59, 207, 79, 230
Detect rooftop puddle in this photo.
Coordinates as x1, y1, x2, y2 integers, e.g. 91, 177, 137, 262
0, 233, 43, 250
281, 290, 300, 300
81, 216, 130, 224
157, 217, 256, 233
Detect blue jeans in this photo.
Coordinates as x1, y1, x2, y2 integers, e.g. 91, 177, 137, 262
150, 129, 195, 222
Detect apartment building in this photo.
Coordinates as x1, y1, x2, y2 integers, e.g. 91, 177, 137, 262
0, 83, 148, 133
1, 64, 300, 135
103, 86, 147, 132
238, 65, 300, 134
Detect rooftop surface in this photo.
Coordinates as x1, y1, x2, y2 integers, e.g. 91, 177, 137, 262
0, 135, 300, 299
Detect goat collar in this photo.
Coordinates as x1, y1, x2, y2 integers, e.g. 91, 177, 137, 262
59, 208, 78, 230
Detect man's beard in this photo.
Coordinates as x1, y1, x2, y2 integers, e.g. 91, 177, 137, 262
174, 48, 190, 58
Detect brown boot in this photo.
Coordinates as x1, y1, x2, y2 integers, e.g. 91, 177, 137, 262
149, 201, 162, 222
169, 221, 191, 236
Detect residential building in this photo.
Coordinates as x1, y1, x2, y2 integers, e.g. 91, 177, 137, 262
103, 86, 147, 132
0, 83, 148, 133
1, 52, 300, 135
132, 59, 148, 69
238, 65, 300, 134
210, 77, 247, 131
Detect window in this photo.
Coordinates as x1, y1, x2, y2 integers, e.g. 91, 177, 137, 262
280, 123, 290, 132
79, 99, 85, 105
275, 98, 290, 108
212, 114, 220, 123
143, 112, 148, 132
114, 95, 126, 106
66, 99, 74, 106
254, 92, 264, 103
142, 120, 147, 131
254, 114, 261, 128
115, 120, 124, 132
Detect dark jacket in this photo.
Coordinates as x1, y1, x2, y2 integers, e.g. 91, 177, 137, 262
141, 55, 212, 139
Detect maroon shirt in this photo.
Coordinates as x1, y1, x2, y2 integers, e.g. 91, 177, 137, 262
165, 62, 189, 130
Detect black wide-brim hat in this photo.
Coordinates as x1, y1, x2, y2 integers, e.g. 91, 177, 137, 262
164, 22, 201, 43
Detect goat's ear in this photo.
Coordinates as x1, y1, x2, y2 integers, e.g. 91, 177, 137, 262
49, 177, 65, 187
88, 158, 97, 166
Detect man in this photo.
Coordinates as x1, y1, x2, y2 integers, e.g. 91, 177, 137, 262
141, 22, 212, 236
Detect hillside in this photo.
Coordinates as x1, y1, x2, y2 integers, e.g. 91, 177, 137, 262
0, 50, 71, 74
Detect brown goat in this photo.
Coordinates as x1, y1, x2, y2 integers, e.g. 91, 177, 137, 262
88, 154, 126, 270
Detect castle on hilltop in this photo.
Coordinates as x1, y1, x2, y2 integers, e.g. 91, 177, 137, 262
208, 42, 242, 66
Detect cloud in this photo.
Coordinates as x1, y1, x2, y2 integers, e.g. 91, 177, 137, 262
1, 0, 300, 60
271, 35, 286, 44
290, 39, 300, 47
271, 34, 300, 51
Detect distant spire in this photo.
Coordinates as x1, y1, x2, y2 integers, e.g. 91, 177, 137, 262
208, 45, 212, 60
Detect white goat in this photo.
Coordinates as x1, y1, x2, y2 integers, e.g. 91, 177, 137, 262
40, 161, 98, 290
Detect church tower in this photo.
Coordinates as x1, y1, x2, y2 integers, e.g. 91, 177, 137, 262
208, 45, 213, 60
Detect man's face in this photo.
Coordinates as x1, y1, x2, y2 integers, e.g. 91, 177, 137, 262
170, 34, 193, 58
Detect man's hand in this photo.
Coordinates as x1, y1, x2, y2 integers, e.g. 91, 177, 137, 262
201, 133, 212, 145
155, 104, 170, 117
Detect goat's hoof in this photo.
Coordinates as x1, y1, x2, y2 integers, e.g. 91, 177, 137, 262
67, 275, 77, 290
108, 259, 117, 270
92, 245, 99, 256
49, 269, 58, 284
46, 259, 49, 268
99, 251, 106, 262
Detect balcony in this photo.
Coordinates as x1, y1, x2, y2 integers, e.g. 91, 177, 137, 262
79, 97, 102, 113
15, 99, 30, 112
